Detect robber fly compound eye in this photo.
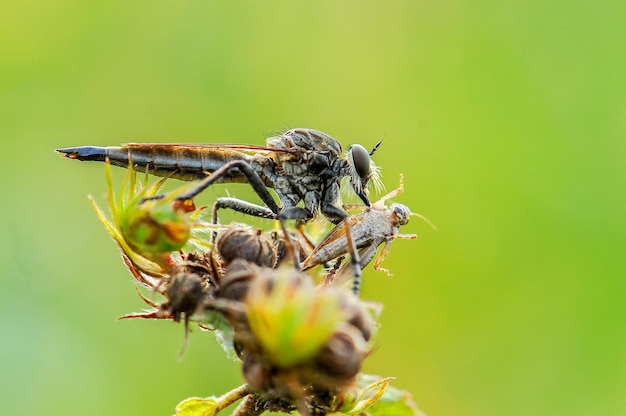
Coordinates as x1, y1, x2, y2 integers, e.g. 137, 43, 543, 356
349, 144, 371, 181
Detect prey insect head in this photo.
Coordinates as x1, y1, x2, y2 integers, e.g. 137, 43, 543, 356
390, 203, 412, 226
345, 141, 383, 207
390, 203, 437, 231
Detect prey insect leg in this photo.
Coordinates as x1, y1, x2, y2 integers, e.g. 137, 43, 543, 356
371, 238, 394, 277
375, 174, 406, 206
363, 233, 417, 277
322, 256, 345, 286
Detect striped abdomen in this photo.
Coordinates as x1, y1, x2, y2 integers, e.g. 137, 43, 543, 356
56, 143, 257, 182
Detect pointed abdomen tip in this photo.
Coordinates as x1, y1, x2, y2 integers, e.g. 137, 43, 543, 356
55, 146, 107, 161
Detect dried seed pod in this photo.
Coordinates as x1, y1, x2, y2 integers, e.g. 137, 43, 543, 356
164, 271, 208, 323
159, 255, 221, 326
120, 252, 220, 324
313, 327, 368, 381
215, 223, 310, 268
217, 224, 279, 268
218, 259, 261, 302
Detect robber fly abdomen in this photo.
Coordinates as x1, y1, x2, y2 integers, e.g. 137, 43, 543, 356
58, 144, 262, 183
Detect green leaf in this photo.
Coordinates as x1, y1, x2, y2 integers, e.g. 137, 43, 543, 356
335, 374, 424, 416
364, 380, 424, 416
348, 377, 393, 414
337, 375, 393, 414
174, 397, 218, 416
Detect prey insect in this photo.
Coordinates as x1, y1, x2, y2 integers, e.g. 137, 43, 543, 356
301, 175, 435, 290
57, 128, 383, 294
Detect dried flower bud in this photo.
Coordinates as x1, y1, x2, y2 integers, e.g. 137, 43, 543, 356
218, 259, 259, 302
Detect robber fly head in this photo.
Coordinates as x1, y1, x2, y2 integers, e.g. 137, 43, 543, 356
344, 140, 383, 207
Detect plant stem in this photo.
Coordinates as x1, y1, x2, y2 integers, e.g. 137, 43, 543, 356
216, 384, 251, 413
231, 393, 264, 416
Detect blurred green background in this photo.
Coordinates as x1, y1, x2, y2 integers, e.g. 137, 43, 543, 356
1, 1, 624, 415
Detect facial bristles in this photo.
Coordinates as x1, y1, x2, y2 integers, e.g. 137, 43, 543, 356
368, 160, 384, 194
344, 148, 384, 198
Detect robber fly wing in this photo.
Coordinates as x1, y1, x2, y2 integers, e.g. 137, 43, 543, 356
124, 143, 298, 155
57, 142, 300, 182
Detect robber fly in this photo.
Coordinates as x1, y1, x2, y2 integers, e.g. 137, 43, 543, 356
57, 128, 382, 293
57, 128, 381, 224
301, 175, 435, 291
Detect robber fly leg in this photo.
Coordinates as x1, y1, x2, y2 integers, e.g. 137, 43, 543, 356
277, 207, 315, 268
210, 197, 275, 242
175, 160, 281, 213
320, 204, 363, 295
212, 197, 275, 221
344, 218, 362, 295
294, 226, 332, 269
